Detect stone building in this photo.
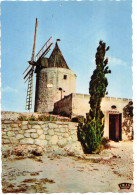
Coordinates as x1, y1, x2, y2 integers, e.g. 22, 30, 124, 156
34, 41, 133, 141
34, 42, 76, 113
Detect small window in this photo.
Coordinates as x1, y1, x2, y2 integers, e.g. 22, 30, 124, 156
64, 75, 67, 80
111, 105, 117, 109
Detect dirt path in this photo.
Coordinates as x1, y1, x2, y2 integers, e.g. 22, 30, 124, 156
2, 141, 134, 193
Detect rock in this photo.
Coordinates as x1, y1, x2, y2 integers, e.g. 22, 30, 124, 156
58, 138, 67, 147
11, 124, 18, 128
22, 125, 28, 130
70, 130, 77, 135
63, 133, 69, 138
32, 125, 41, 129
31, 133, 38, 138
25, 129, 36, 133
48, 129, 54, 136
60, 128, 66, 133
43, 130, 48, 135
20, 138, 34, 144
24, 133, 31, 138
28, 121, 38, 125
37, 121, 45, 125
22, 121, 28, 125
39, 134, 46, 140
53, 148, 67, 156
35, 139, 47, 146
16, 134, 24, 139
71, 135, 78, 142
48, 123, 58, 129
12, 127, 21, 131
2, 127, 12, 131
41, 124, 48, 129
66, 136, 72, 144
49, 135, 58, 145
3, 120, 13, 124
7, 131, 15, 137
69, 122, 78, 129
9, 137, 19, 144
45, 135, 52, 140
3, 139, 10, 144
37, 129, 44, 135
54, 128, 60, 132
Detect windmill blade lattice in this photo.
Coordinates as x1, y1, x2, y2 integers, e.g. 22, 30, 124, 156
23, 18, 53, 111
25, 68, 34, 110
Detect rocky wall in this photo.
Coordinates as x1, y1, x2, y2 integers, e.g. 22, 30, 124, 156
1, 119, 83, 156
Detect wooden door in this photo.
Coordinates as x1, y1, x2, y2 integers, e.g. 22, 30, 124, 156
109, 114, 122, 141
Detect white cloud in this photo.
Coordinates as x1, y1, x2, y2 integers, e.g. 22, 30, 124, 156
2, 86, 18, 93
91, 56, 127, 67
109, 57, 127, 67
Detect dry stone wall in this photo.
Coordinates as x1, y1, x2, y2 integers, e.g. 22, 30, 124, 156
1, 119, 83, 156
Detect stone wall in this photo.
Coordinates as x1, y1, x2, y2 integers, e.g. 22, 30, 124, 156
1, 111, 70, 121
1, 118, 83, 156
53, 94, 73, 117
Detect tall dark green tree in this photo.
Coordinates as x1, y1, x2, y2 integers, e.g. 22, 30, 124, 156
78, 41, 111, 154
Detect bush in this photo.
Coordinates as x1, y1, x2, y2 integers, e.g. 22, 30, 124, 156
28, 115, 37, 121
38, 115, 57, 121
71, 115, 85, 123
18, 115, 28, 121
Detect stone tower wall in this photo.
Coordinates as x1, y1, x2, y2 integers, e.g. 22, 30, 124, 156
34, 67, 76, 113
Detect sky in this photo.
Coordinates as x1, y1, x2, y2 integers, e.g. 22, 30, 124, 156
1, 0, 133, 112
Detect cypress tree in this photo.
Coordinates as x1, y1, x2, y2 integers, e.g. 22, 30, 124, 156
78, 41, 111, 154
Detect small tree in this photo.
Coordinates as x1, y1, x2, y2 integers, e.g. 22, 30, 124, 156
78, 41, 111, 154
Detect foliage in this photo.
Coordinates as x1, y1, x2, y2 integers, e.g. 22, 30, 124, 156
71, 115, 85, 123
17, 114, 69, 122
38, 115, 57, 121
78, 41, 111, 154
17, 115, 28, 121
123, 101, 133, 118
28, 115, 37, 121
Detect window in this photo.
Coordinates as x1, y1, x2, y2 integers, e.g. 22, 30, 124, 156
111, 105, 117, 109
64, 75, 67, 80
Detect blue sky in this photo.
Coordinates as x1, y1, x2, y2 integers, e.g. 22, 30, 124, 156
1, 0, 133, 112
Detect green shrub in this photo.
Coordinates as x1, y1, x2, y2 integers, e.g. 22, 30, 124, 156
17, 115, 28, 121
27, 115, 37, 121
72, 115, 85, 123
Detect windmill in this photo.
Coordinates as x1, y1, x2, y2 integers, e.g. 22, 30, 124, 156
23, 18, 53, 111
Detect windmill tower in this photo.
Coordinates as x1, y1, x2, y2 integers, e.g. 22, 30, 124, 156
24, 19, 76, 113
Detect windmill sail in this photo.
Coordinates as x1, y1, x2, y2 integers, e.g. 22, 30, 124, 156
23, 18, 53, 111
35, 36, 53, 62
31, 18, 38, 62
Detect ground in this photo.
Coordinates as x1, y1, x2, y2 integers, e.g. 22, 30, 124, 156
2, 140, 134, 193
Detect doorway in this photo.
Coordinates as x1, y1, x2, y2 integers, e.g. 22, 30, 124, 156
109, 114, 122, 141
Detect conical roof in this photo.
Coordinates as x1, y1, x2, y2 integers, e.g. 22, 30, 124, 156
48, 42, 70, 69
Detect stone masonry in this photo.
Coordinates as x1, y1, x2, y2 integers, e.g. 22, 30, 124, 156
1, 118, 83, 156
